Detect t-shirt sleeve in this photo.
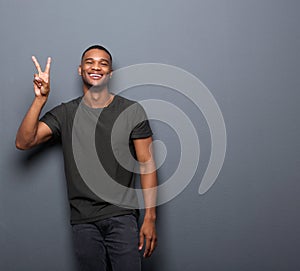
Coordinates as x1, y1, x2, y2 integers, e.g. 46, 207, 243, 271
130, 102, 153, 139
40, 104, 64, 140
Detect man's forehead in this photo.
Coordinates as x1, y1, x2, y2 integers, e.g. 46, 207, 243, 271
83, 49, 111, 61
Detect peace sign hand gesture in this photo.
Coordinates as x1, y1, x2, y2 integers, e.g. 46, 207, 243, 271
32, 56, 51, 98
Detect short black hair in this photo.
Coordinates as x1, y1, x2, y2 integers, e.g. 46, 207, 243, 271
81, 45, 112, 63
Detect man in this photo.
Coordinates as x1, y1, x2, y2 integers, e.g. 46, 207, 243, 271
15, 45, 157, 271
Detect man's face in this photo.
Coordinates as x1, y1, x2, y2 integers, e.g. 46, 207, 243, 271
78, 49, 112, 90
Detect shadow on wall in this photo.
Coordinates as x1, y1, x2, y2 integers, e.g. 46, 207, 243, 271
16, 140, 61, 170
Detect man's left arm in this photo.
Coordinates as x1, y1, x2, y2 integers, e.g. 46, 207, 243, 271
133, 136, 158, 258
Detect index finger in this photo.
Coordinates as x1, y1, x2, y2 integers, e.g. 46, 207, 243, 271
143, 238, 151, 258
44, 57, 51, 74
145, 240, 155, 257
149, 238, 157, 256
32, 56, 42, 74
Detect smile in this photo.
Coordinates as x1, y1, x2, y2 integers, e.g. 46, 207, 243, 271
89, 73, 103, 79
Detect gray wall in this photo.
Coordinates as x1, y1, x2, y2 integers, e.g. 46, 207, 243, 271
1, 0, 300, 270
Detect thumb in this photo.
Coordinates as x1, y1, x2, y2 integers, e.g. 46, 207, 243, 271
139, 232, 144, 251
40, 79, 50, 95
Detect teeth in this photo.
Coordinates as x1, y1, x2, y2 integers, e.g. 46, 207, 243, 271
90, 74, 102, 78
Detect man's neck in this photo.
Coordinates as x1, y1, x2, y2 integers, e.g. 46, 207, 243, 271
83, 88, 114, 108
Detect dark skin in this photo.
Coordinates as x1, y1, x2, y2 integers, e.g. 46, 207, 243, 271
16, 50, 158, 257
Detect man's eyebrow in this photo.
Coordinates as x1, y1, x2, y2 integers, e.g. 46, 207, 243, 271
84, 57, 110, 62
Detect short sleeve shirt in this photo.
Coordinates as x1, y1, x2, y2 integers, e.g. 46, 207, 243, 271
40, 95, 152, 224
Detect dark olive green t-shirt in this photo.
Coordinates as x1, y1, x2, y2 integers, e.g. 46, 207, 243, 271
40, 95, 152, 224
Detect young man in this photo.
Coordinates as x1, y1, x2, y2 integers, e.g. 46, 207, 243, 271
16, 45, 157, 271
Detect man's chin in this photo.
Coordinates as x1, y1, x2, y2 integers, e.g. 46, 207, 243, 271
88, 85, 104, 92
83, 78, 109, 92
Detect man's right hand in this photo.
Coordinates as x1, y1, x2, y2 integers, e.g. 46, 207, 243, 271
15, 56, 53, 150
32, 56, 51, 97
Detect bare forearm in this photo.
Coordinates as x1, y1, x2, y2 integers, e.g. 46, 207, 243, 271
139, 172, 158, 257
140, 171, 157, 220
15, 97, 47, 149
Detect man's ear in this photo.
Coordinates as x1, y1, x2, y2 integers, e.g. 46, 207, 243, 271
109, 70, 113, 78
78, 65, 82, 76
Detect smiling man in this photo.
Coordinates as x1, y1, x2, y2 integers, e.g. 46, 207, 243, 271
15, 45, 158, 271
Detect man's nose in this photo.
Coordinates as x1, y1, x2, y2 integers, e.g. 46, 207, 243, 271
92, 64, 101, 70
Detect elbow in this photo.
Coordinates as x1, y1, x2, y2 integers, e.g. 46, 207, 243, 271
139, 159, 157, 175
15, 138, 32, 150
15, 140, 26, 150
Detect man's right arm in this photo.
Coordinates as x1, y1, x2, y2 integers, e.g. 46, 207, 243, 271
15, 56, 52, 150
15, 97, 52, 150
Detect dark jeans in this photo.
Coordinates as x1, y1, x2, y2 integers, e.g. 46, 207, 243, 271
72, 214, 141, 271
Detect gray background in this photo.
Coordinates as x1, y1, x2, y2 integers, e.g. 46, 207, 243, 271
1, 0, 300, 270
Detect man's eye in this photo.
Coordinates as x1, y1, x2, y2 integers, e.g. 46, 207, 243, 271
101, 62, 108, 66
86, 61, 93, 64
